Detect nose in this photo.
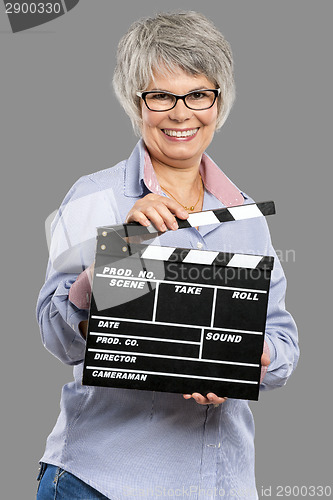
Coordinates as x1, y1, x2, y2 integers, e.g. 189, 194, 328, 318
168, 98, 193, 122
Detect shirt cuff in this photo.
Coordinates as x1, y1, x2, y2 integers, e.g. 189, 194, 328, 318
68, 308, 89, 343
68, 268, 92, 310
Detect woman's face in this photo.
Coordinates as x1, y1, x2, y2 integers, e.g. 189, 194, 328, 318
140, 69, 218, 171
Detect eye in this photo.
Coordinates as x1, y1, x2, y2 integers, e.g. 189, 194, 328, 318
189, 91, 208, 100
149, 92, 172, 101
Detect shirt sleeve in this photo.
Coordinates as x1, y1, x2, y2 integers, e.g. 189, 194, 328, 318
36, 175, 121, 365
259, 227, 299, 391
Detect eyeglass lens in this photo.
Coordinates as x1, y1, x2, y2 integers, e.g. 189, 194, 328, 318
145, 91, 217, 111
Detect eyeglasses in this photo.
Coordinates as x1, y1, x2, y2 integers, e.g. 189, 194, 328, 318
136, 88, 221, 112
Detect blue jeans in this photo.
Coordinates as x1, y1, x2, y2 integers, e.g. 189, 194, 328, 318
36, 463, 110, 499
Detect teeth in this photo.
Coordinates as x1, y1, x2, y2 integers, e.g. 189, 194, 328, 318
163, 128, 198, 138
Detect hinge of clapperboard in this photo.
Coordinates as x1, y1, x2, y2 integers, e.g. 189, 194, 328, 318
96, 201, 276, 270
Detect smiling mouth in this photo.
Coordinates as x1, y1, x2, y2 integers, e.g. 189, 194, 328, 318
162, 128, 199, 138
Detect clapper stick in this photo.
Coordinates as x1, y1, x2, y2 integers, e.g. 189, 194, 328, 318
82, 201, 276, 400
107, 201, 276, 244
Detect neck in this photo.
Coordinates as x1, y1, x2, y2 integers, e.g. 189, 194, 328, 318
151, 155, 202, 194
149, 155, 204, 212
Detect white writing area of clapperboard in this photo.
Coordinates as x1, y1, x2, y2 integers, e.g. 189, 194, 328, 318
82, 202, 275, 400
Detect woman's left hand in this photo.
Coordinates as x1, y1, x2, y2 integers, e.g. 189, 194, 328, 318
184, 352, 270, 405
183, 392, 227, 405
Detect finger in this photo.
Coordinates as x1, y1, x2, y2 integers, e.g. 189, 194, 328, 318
206, 393, 228, 405
191, 392, 211, 405
144, 206, 168, 232
153, 203, 181, 230
185, 392, 228, 405
128, 207, 167, 232
192, 392, 221, 405
162, 198, 189, 219
126, 210, 151, 226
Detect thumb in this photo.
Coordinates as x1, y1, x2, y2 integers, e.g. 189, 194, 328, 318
261, 352, 270, 366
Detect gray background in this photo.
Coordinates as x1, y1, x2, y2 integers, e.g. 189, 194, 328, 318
1, 1, 332, 498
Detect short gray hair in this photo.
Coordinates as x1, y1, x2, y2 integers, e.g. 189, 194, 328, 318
113, 11, 236, 136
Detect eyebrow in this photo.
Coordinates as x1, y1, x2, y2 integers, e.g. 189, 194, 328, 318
148, 87, 210, 93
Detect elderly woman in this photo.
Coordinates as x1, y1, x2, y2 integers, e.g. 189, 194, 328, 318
36, 11, 299, 500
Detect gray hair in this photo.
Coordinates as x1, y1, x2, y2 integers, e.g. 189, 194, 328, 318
113, 11, 236, 136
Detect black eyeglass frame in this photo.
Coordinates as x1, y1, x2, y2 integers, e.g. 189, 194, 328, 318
136, 88, 221, 112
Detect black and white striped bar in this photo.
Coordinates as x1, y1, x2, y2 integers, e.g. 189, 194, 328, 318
180, 200, 275, 229
139, 246, 274, 270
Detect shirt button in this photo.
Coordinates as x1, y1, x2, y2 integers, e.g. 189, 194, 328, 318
197, 242, 203, 249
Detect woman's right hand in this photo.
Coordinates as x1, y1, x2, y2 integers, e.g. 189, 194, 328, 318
125, 194, 189, 232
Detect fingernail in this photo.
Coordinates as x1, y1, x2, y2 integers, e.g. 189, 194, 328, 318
172, 222, 178, 230
161, 223, 167, 232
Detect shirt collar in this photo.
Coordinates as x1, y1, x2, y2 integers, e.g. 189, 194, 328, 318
123, 139, 146, 198
199, 152, 245, 207
124, 138, 245, 206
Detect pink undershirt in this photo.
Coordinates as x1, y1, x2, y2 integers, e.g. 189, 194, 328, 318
68, 149, 269, 378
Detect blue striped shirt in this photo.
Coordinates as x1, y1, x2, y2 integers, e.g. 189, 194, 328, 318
36, 139, 299, 499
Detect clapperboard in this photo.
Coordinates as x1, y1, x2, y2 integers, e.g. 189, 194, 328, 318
82, 201, 275, 400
